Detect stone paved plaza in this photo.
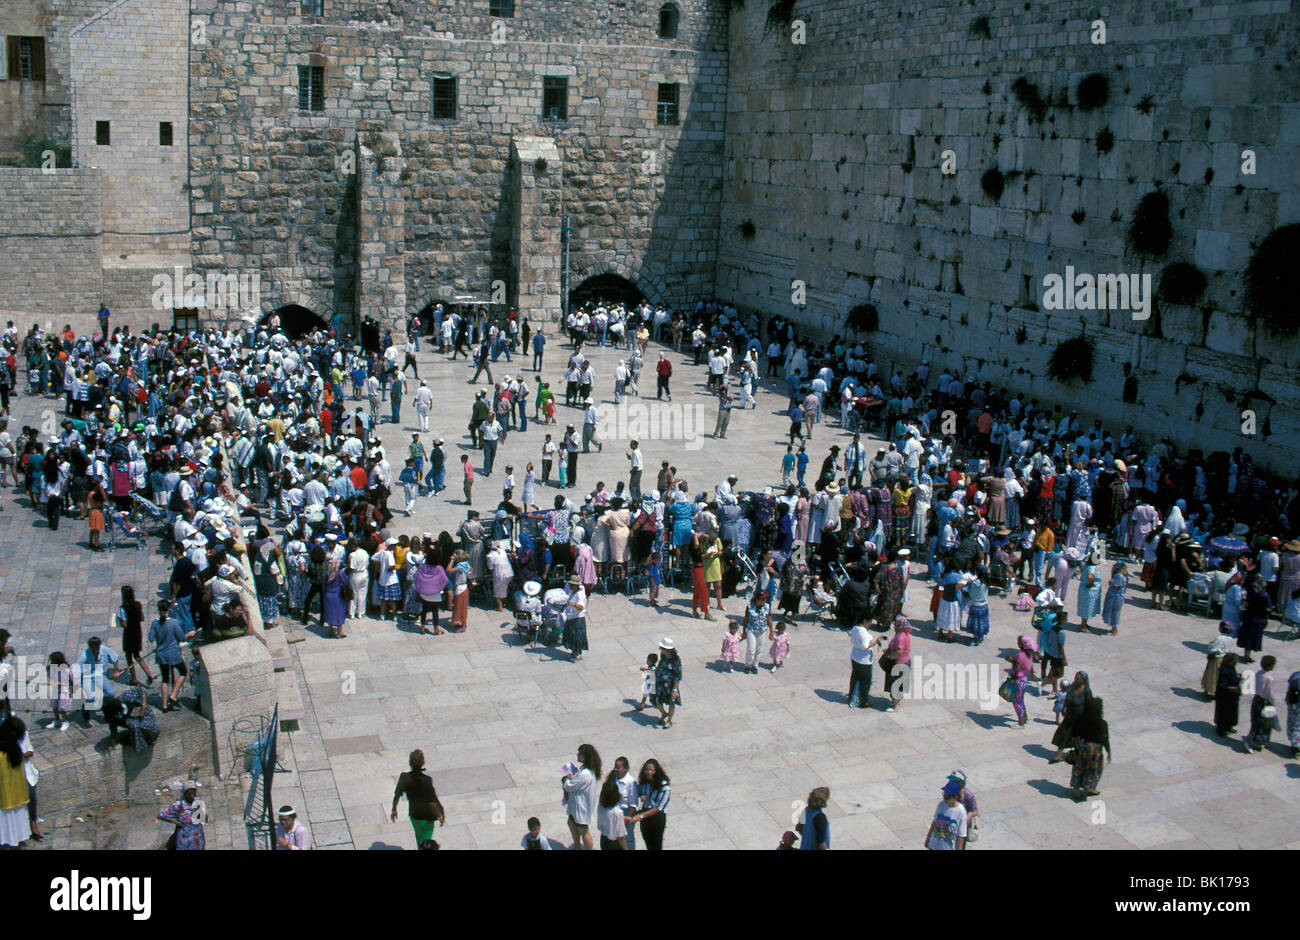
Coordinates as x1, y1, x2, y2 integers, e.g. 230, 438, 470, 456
4, 336, 1299, 851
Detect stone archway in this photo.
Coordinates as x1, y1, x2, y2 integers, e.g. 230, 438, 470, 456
263, 304, 328, 338
568, 273, 644, 311
566, 257, 662, 311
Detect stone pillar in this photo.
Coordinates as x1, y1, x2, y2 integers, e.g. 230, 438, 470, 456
355, 130, 408, 343
195, 635, 276, 777
510, 136, 564, 324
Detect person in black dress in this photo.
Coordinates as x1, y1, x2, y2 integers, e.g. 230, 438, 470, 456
1214, 653, 1242, 737
116, 586, 154, 686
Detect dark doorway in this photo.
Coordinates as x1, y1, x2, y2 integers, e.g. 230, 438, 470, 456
264, 304, 327, 339
568, 273, 643, 312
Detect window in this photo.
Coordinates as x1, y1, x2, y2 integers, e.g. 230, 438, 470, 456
432, 75, 457, 120
172, 308, 200, 332
5, 36, 46, 82
656, 82, 679, 126
298, 65, 324, 112
159, 122, 173, 146
658, 4, 679, 38
489, 0, 514, 16
542, 76, 567, 121
95, 121, 110, 146
301, 0, 323, 14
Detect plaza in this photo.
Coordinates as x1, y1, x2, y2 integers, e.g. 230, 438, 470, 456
6, 334, 1298, 851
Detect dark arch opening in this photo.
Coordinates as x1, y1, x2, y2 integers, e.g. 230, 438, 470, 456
568, 273, 644, 312
659, 3, 680, 38
264, 304, 327, 339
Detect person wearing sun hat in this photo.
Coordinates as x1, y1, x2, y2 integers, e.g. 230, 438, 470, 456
652, 637, 682, 728
562, 575, 589, 662
924, 777, 969, 850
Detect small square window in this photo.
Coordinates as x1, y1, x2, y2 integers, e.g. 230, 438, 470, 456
297, 65, 324, 112
159, 122, 173, 146
656, 83, 679, 126
543, 76, 568, 121
432, 76, 457, 120
95, 121, 110, 146
172, 308, 199, 332
490, 0, 514, 16
302, 0, 323, 15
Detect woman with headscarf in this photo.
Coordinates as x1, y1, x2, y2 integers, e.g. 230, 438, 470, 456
157, 780, 206, 850
413, 546, 449, 635
1237, 577, 1270, 664
665, 492, 693, 566
880, 615, 913, 711
562, 575, 589, 661
448, 550, 471, 632
573, 540, 597, 597
935, 567, 964, 643
1129, 501, 1162, 565
963, 567, 991, 645
1050, 671, 1094, 763
486, 541, 514, 612
630, 494, 657, 564
602, 497, 631, 566
776, 501, 794, 554
1102, 561, 1128, 636
1003, 636, 1035, 728
1068, 697, 1111, 801
322, 559, 348, 638
1277, 540, 1300, 616
1214, 653, 1243, 737
982, 468, 1007, 526
1163, 499, 1187, 540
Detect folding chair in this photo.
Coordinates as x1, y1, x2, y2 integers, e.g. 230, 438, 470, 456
601, 563, 626, 595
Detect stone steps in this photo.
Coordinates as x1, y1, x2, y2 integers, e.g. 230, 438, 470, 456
274, 668, 305, 724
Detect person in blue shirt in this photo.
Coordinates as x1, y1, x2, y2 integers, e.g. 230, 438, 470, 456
532, 329, 546, 372
75, 637, 124, 717
147, 600, 195, 712
795, 446, 809, 488
799, 786, 830, 849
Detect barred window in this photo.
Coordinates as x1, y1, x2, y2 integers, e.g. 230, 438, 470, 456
656, 82, 679, 126
298, 65, 324, 112
490, 0, 514, 16
432, 75, 457, 120
6, 36, 46, 82
543, 76, 568, 121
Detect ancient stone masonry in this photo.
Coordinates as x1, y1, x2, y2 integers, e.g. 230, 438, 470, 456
717, 0, 1300, 471
355, 129, 407, 340
187, 0, 729, 328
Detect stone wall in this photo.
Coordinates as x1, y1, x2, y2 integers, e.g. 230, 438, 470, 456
188, 0, 728, 328
717, 0, 1300, 472
0, 166, 102, 326
69, 0, 190, 265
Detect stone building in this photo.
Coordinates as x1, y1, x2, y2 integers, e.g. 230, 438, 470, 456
0, 0, 1298, 468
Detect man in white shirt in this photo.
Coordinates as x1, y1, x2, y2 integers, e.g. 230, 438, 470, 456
848, 622, 885, 709
626, 440, 644, 502
347, 541, 370, 619
613, 757, 640, 850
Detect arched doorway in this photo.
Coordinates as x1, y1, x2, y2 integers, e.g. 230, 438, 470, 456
263, 304, 327, 338
568, 273, 644, 312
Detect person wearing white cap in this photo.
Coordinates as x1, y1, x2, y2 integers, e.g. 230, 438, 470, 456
275, 805, 313, 850
414, 380, 433, 431
582, 399, 601, 453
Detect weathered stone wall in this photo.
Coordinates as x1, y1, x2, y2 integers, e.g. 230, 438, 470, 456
0, 1, 117, 161
0, 166, 102, 326
70, 0, 190, 266
717, 0, 1300, 472
188, 0, 728, 328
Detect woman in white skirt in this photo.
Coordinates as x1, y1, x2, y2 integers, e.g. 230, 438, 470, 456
936, 569, 965, 642
0, 716, 31, 847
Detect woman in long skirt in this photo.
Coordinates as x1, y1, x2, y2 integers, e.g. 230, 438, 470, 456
1286, 670, 1300, 759
1236, 579, 1269, 664
1069, 698, 1110, 801
1077, 562, 1102, 632
1214, 654, 1242, 737
322, 562, 348, 639
1101, 563, 1127, 636
448, 552, 470, 632
963, 568, 990, 645
285, 538, 310, 617
935, 569, 963, 642
562, 578, 589, 661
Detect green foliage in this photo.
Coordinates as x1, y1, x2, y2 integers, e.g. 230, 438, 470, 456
1, 133, 71, 169
1156, 262, 1206, 306
1047, 336, 1095, 383
1244, 224, 1300, 330
1127, 191, 1172, 258
1076, 73, 1110, 109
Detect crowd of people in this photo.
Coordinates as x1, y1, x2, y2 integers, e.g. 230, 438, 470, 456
0, 291, 1297, 849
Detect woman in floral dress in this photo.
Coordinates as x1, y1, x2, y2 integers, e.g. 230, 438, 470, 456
158, 781, 206, 850
1069, 697, 1111, 801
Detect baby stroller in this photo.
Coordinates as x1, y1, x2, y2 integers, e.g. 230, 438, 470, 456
107, 510, 147, 550
130, 493, 173, 536
540, 588, 568, 646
